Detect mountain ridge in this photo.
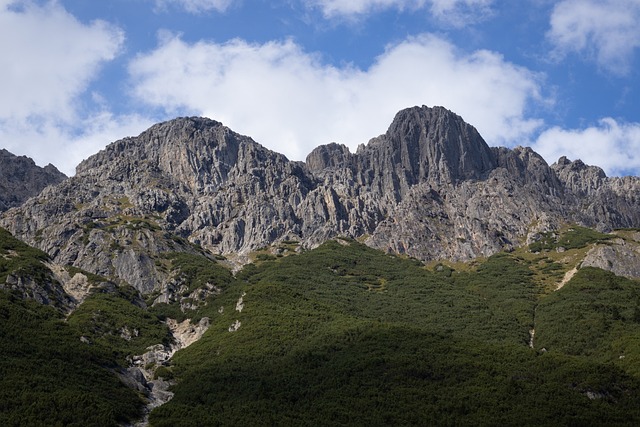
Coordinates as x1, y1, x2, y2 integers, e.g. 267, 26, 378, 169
2, 106, 640, 426
1, 105, 639, 294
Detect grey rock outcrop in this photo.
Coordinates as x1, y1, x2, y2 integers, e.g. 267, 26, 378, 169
581, 234, 640, 280
0, 149, 66, 211
1, 105, 639, 294
551, 157, 640, 230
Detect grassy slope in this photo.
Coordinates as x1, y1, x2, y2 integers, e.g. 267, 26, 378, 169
0, 227, 51, 284
150, 239, 640, 426
536, 267, 640, 376
66, 285, 173, 364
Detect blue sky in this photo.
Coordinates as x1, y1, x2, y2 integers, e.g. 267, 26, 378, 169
1, 0, 639, 176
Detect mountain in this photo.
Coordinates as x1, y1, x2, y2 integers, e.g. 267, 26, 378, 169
2, 105, 640, 426
1, 105, 638, 295
0, 148, 66, 212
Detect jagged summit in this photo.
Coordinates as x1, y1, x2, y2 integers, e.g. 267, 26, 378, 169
308, 105, 495, 185
0, 149, 66, 212
76, 116, 246, 188
1, 105, 639, 294
374, 105, 496, 183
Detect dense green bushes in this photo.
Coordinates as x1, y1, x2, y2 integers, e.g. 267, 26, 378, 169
151, 240, 640, 426
536, 267, 640, 376
164, 252, 235, 293
0, 227, 51, 283
0, 292, 142, 426
67, 286, 172, 363
529, 226, 611, 252
4, 226, 640, 426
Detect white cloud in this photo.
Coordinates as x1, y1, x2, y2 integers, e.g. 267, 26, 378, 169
154, 0, 235, 13
547, 0, 640, 75
0, 1, 145, 176
533, 118, 640, 176
0, 113, 154, 176
305, 0, 423, 16
129, 33, 544, 162
305, 0, 493, 24
0, 0, 124, 121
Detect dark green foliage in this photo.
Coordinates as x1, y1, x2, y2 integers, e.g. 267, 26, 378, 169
164, 252, 234, 293
155, 328, 640, 426
148, 252, 235, 322
154, 365, 174, 380
255, 253, 277, 261
150, 241, 640, 425
0, 227, 51, 283
451, 252, 538, 345
529, 226, 612, 253
536, 267, 640, 377
4, 228, 640, 426
67, 285, 172, 362
150, 301, 190, 323
0, 291, 142, 426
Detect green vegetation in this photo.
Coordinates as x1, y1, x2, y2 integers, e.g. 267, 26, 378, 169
529, 225, 611, 253
536, 267, 640, 377
0, 227, 51, 283
0, 291, 142, 426
67, 285, 172, 363
164, 252, 235, 293
148, 252, 235, 322
4, 225, 640, 426
150, 239, 640, 426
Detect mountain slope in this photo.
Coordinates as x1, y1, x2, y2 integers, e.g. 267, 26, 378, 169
2, 223, 640, 425
1, 106, 638, 294
0, 229, 145, 426
148, 238, 640, 426
0, 149, 66, 212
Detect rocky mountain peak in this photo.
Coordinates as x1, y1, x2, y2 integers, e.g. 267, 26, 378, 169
353, 105, 496, 192
2, 105, 639, 294
385, 105, 496, 181
0, 149, 67, 212
76, 117, 240, 189
551, 156, 607, 196
306, 143, 353, 174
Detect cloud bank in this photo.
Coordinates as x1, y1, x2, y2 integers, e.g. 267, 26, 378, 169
533, 118, 640, 176
129, 33, 543, 162
154, 0, 235, 14
0, 0, 123, 121
547, 0, 640, 75
0, 1, 150, 175
1, 0, 639, 177
304, 0, 494, 18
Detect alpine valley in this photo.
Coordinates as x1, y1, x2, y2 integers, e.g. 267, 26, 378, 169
2, 105, 640, 426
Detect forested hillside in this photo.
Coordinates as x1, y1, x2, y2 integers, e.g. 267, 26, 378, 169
4, 226, 640, 426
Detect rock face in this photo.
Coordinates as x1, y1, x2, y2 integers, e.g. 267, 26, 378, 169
0, 149, 67, 211
581, 234, 640, 280
551, 157, 640, 229
1, 105, 639, 294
